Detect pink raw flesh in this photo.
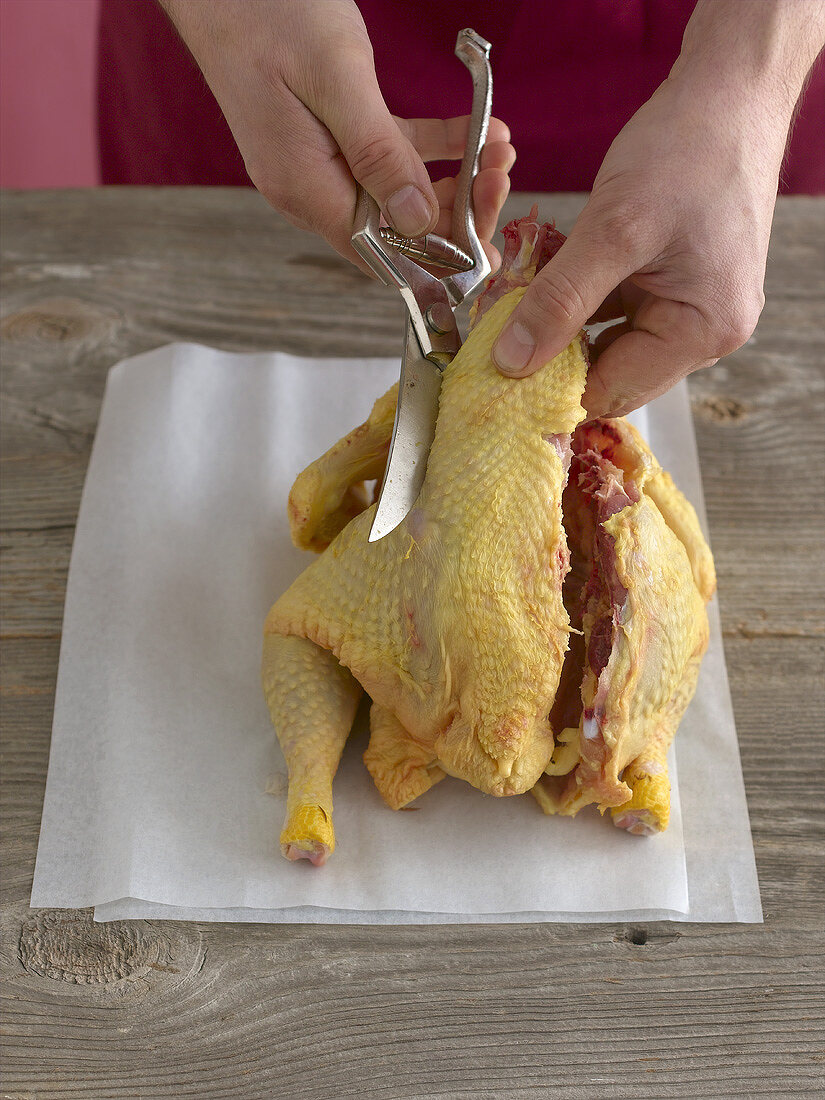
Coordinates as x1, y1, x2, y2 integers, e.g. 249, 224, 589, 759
587, 614, 613, 678
612, 811, 657, 837
471, 207, 566, 325
562, 422, 641, 803
572, 432, 637, 680
285, 842, 330, 867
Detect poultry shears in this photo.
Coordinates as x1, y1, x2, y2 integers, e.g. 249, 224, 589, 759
351, 27, 494, 541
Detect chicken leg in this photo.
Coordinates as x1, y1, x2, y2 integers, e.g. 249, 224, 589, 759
262, 634, 362, 865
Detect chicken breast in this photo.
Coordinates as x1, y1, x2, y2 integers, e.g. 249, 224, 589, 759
262, 213, 714, 864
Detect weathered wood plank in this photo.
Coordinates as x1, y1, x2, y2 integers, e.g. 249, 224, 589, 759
0, 528, 73, 636
0, 636, 61, 694
1, 899, 823, 1100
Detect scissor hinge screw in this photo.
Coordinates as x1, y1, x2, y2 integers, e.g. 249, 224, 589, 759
425, 303, 454, 334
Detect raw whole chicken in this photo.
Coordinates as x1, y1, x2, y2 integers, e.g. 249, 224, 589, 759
262, 214, 715, 866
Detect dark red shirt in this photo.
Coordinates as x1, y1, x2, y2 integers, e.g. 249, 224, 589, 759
98, 0, 824, 193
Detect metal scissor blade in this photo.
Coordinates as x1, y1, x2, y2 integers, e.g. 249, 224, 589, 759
368, 321, 443, 542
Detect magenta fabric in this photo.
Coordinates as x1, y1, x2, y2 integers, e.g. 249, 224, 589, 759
97, 0, 824, 194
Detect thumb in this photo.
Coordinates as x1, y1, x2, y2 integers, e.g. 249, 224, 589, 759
492, 215, 638, 377
318, 64, 438, 239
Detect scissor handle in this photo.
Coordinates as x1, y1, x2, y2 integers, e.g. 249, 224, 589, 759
443, 29, 493, 306
352, 187, 460, 365
350, 29, 494, 352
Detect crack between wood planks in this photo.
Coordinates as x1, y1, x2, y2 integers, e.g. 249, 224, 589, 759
1, 396, 94, 451
0, 685, 52, 697
195, 946, 208, 976
0, 632, 62, 640
1, 524, 76, 535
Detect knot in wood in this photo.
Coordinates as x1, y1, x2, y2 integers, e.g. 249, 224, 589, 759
0, 297, 121, 351
19, 911, 156, 984
614, 926, 682, 947
696, 396, 748, 423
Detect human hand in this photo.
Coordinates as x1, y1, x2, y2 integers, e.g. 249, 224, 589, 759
490, 0, 825, 418
160, 0, 515, 274
491, 74, 792, 418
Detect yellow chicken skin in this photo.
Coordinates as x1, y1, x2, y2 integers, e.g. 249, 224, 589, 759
262, 213, 715, 863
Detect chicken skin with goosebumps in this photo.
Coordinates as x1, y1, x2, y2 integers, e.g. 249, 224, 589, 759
262, 214, 715, 865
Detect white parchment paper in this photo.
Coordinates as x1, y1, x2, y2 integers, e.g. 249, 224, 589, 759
30, 344, 762, 923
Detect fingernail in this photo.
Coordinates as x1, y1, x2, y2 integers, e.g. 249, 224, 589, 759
385, 185, 433, 238
492, 321, 536, 375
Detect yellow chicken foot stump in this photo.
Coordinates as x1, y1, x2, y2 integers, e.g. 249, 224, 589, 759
279, 805, 335, 865
611, 726, 673, 836
609, 760, 671, 836
262, 634, 362, 865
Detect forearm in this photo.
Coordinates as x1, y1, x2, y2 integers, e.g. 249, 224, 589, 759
156, 0, 202, 28
156, 0, 233, 68
156, 0, 194, 32
674, 0, 825, 122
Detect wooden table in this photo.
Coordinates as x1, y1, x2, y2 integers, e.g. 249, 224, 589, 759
1, 189, 822, 1099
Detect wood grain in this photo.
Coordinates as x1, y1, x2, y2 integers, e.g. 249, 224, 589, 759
1, 188, 823, 1100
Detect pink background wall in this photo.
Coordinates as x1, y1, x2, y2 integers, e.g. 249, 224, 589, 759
0, 0, 100, 187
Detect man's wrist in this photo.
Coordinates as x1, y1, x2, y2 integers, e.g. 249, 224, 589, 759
156, 0, 237, 80
157, 0, 223, 51
673, 0, 825, 123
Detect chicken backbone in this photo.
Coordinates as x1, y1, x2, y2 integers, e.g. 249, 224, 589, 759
262, 212, 716, 866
